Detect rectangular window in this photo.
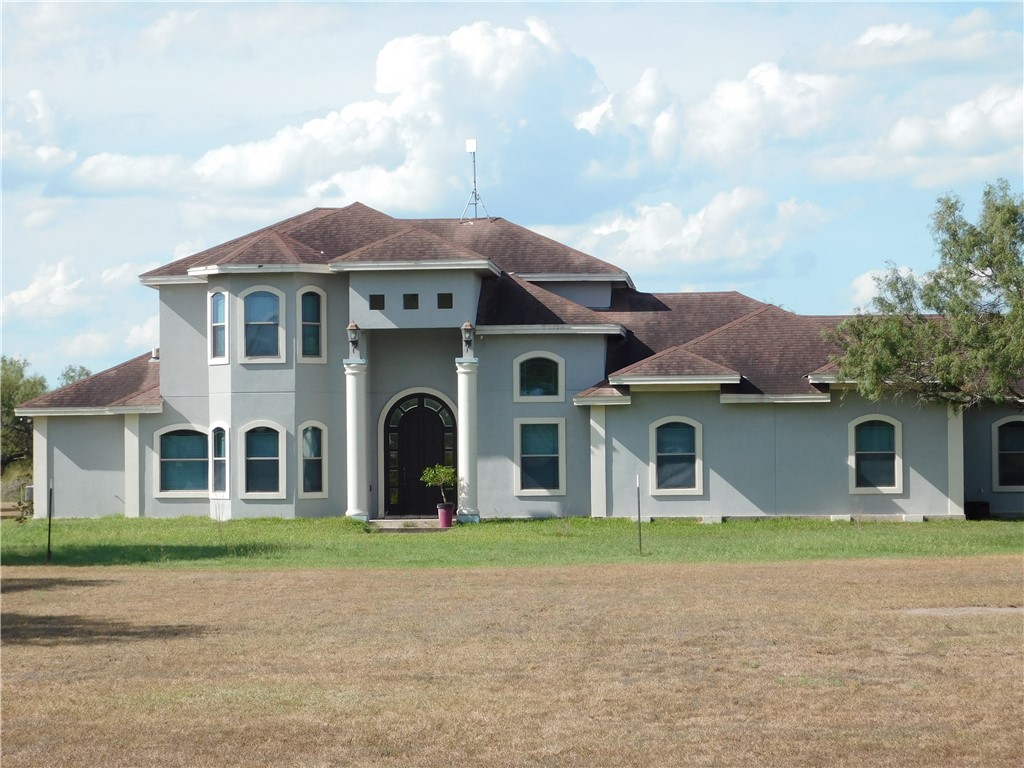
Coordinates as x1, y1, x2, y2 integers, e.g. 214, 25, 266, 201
245, 427, 280, 493
210, 293, 226, 360
160, 430, 208, 492
437, 292, 454, 309
244, 291, 280, 358
300, 291, 322, 358
403, 293, 419, 310
855, 421, 895, 488
302, 426, 324, 494
516, 419, 565, 495
656, 423, 696, 489
369, 294, 385, 310
997, 420, 1024, 488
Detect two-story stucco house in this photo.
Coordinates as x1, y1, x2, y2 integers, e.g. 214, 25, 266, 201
16, 203, 1024, 521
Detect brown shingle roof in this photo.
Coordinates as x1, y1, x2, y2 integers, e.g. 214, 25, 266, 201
476, 274, 621, 328
142, 203, 627, 280
16, 351, 161, 413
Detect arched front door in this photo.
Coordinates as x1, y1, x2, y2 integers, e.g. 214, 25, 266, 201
383, 394, 456, 516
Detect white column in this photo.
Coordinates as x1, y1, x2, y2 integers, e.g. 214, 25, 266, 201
589, 405, 607, 517
345, 360, 369, 519
123, 414, 141, 518
456, 358, 479, 518
947, 405, 965, 517
32, 416, 48, 520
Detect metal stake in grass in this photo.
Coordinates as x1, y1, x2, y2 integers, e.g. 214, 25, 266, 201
46, 480, 53, 563
636, 474, 643, 554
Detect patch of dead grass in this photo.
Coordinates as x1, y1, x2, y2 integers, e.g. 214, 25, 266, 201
2, 556, 1022, 767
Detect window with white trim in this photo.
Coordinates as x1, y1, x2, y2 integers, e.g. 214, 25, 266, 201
156, 426, 208, 497
241, 287, 285, 362
849, 415, 903, 494
993, 416, 1024, 492
650, 417, 703, 495
513, 352, 564, 402
209, 291, 227, 362
514, 418, 565, 495
210, 426, 228, 495
242, 423, 285, 498
298, 288, 326, 362
298, 421, 327, 497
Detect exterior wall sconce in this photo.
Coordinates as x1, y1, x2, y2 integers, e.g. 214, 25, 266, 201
347, 322, 360, 357
461, 321, 474, 357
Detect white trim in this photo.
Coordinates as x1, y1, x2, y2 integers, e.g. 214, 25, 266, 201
589, 406, 607, 517
573, 394, 632, 406
296, 286, 327, 364
719, 393, 831, 404
992, 415, 1024, 492
947, 406, 964, 516
208, 289, 229, 365
649, 416, 704, 497
514, 417, 566, 497
297, 420, 329, 499
330, 259, 500, 275
15, 405, 162, 417
139, 274, 205, 286
32, 417, 48, 520
513, 272, 633, 288
848, 414, 903, 495
239, 286, 286, 364
477, 324, 625, 336
609, 374, 740, 386
240, 420, 286, 500
209, 423, 230, 499
154, 424, 210, 499
376, 387, 459, 515
513, 351, 565, 403
189, 264, 331, 277
124, 414, 140, 518
807, 374, 855, 385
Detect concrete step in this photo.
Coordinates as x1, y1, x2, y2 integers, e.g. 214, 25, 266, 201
371, 517, 450, 533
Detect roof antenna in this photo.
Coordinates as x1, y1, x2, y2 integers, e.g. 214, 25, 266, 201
461, 139, 490, 220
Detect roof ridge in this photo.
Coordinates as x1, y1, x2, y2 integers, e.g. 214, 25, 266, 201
679, 303, 776, 350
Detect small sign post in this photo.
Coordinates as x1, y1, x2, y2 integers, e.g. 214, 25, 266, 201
46, 481, 53, 563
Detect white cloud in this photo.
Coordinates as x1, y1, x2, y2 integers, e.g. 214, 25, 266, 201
849, 267, 915, 311
686, 63, 841, 161
1, 89, 77, 177
855, 24, 932, 48
57, 329, 114, 359
1, 258, 87, 320
545, 188, 826, 277
139, 9, 203, 53
73, 152, 189, 192
101, 262, 156, 286
22, 197, 75, 229
126, 315, 160, 349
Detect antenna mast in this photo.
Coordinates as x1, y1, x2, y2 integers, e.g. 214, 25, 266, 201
461, 139, 489, 220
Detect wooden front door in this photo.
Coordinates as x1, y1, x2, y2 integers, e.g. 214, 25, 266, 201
384, 394, 456, 516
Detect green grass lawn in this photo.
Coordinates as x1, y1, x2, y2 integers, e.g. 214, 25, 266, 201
1, 515, 1021, 568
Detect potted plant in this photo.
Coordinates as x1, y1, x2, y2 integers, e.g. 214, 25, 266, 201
420, 464, 458, 528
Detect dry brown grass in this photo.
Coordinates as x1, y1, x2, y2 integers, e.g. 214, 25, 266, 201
2, 556, 1022, 767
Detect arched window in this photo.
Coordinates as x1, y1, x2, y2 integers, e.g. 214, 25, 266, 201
298, 421, 327, 497
241, 423, 285, 498
298, 287, 326, 362
209, 291, 227, 362
241, 287, 284, 361
155, 425, 208, 497
849, 415, 903, 494
649, 417, 703, 496
993, 416, 1024, 491
513, 352, 564, 402
210, 426, 228, 495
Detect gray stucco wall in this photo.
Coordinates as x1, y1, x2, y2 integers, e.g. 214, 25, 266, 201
47, 416, 125, 518
601, 391, 954, 518
964, 404, 1024, 517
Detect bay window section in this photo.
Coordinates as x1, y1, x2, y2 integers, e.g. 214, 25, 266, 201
242, 288, 284, 361
243, 424, 285, 497
209, 292, 227, 362
299, 422, 327, 497
299, 288, 325, 362
157, 427, 208, 496
211, 427, 227, 495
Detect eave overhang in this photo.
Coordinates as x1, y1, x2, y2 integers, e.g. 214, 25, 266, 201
15, 404, 163, 417
513, 272, 636, 289
330, 259, 500, 275
477, 324, 626, 337
607, 374, 741, 386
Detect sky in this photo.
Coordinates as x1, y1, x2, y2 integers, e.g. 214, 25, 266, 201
2, 1, 1022, 386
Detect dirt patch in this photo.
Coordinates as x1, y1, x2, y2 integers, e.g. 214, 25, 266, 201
2, 555, 1022, 768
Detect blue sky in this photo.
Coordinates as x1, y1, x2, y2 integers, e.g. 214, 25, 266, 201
2, 2, 1022, 385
